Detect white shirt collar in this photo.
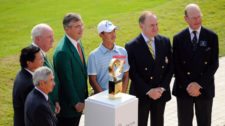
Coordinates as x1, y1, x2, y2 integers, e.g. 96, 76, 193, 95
188, 26, 201, 39
141, 33, 154, 43
35, 87, 49, 101
25, 68, 34, 76
32, 42, 46, 57
66, 34, 80, 49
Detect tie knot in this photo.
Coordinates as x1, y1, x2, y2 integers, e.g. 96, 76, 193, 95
147, 39, 153, 44
192, 31, 197, 35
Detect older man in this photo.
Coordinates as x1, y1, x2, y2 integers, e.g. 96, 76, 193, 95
31, 23, 60, 114
172, 3, 219, 126
24, 66, 57, 126
53, 13, 88, 126
13, 45, 43, 126
125, 11, 173, 126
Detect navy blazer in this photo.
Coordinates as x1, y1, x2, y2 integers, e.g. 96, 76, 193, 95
172, 26, 219, 99
125, 34, 173, 102
13, 68, 34, 126
24, 89, 57, 126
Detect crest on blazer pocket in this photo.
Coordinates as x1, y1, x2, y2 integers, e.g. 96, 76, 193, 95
199, 40, 207, 47
205, 47, 211, 52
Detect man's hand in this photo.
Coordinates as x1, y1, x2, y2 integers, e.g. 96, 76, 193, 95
147, 87, 165, 100
186, 82, 202, 97
75, 102, 85, 112
55, 102, 61, 114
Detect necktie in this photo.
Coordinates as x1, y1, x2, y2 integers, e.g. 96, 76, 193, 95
147, 39, 155, 59
77, 43, 84, 64
192, 31, 198, 51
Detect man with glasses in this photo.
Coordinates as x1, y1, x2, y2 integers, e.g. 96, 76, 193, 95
53, 13, 88, 126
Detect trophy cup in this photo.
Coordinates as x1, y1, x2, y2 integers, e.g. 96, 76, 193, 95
108, 58, 124, 99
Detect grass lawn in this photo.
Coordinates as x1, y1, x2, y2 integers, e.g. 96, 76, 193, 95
0, 0, 224, 125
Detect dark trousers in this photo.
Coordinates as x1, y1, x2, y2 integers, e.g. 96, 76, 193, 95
177, 97, 213, 126
138, 100, 166, 126
58, 115, 81, 126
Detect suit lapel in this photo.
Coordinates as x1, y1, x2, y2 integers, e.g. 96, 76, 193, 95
34, 89, 57, 125
182, 29, 195, 60
154, 35, 162, 62
65, 36, 86, 73
44, 56, 53, 70
137, 34, 155, 62
65, 36, 83, 65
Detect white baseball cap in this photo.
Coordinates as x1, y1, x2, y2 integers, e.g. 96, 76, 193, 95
97, 20, 118, 34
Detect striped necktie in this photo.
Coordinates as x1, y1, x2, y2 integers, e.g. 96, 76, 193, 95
147, 39, 155, 59
77, 42, 84, 64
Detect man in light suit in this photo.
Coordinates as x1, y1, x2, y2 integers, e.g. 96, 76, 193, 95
172, 3, 219, 126
24, 66, 57, 126
53, 13, 88, 126
31, 23, 60, 114
125, 11, 173, 126
13, 45, 43, 126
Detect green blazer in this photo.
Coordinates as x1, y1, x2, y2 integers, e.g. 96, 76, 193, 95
53, 35, 88, 118
43, 56, 59, 112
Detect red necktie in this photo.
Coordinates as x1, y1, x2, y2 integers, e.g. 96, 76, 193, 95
77, 43, 84, 64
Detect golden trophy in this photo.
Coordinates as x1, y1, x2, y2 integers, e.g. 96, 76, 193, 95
108, 58, 124, 99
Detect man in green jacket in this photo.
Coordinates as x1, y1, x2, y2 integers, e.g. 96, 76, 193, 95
31, 23, 60, 114
53, 13, 88, 126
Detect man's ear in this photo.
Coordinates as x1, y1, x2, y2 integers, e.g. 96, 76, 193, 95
139, 23, 143, 30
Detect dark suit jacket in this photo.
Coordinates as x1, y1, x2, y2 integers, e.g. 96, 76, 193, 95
172, 26, 219, 99
13, 68, 34, 126
125, 34, 173, 102
24, 89, 57, 126
53, 35, 88, 118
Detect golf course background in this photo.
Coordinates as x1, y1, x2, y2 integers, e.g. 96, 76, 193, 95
0, 0, 224, 125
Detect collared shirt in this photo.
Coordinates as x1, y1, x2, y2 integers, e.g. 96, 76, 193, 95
66, 34, 80, 52
141, 33, 156, 54
87, 43, 130, 90
189, 26, 201, 42
35, 87, 49, 101
25, 68, 34, 76
32, 42, 46, 57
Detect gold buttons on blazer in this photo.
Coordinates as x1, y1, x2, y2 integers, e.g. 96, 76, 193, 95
204, 61, 208, 65
150, 76, 154, 80
162, 65, 165, 69
145, 67, 148, 71
187, 72, 191, 75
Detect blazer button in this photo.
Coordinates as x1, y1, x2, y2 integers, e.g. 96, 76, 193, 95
187, 72, 191, 75
145, 67, 148, 71
204, 61, 208, 65
183, 61, 186, 64
150, 76, 154, 80
162, 65, 165, 69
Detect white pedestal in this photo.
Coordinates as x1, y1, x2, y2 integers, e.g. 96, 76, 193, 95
84, 91, 138, 126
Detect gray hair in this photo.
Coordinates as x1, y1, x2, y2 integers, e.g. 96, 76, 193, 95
33, 66, 53, 86
63, 13, 82, 28
31, 23, 52, 42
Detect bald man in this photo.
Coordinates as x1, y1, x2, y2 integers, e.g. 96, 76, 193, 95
125, 11, 173, 126
172, 3, 219, 126
31, 23, 60, 114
